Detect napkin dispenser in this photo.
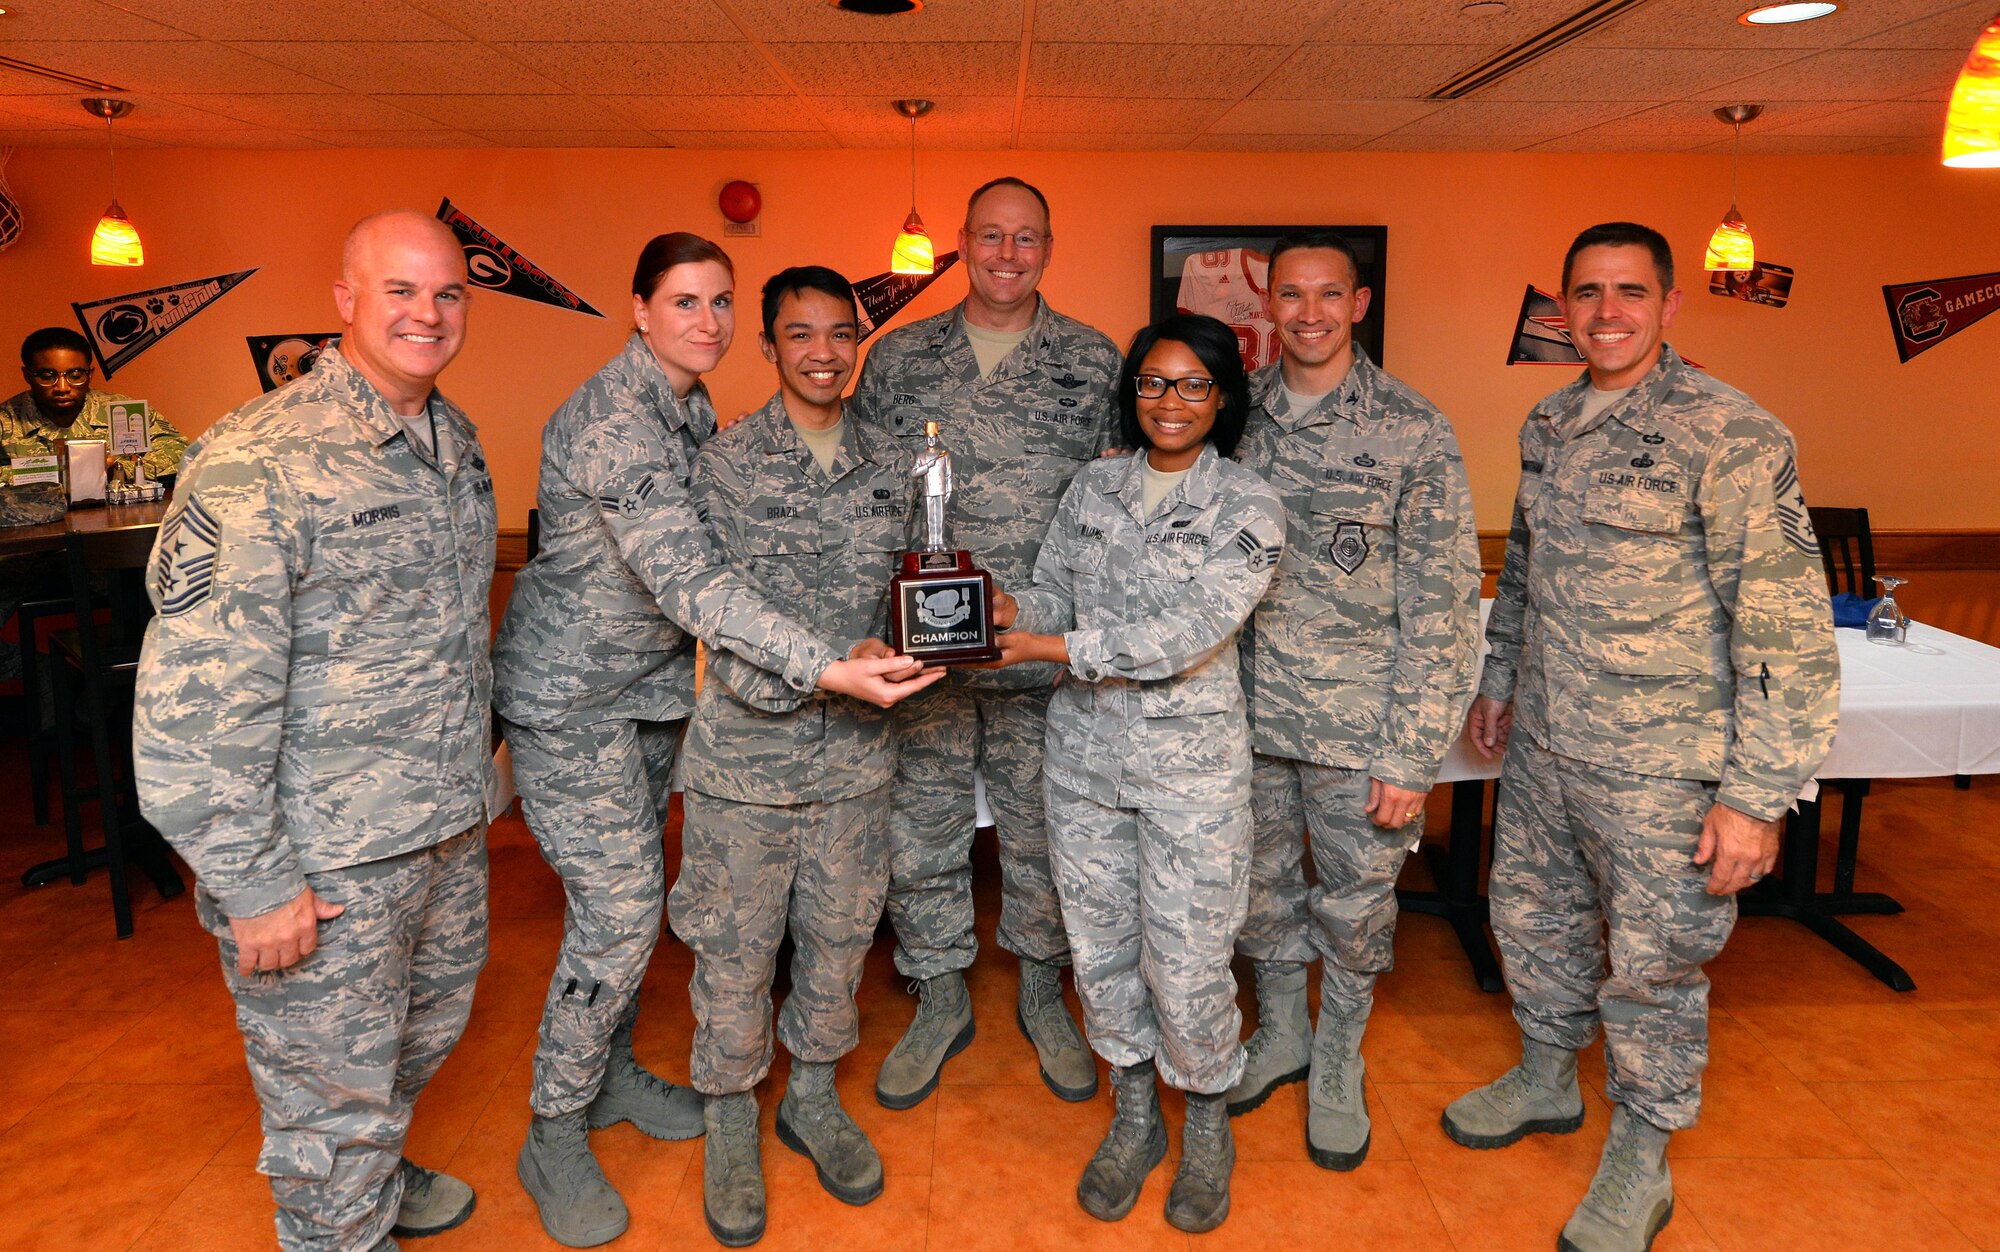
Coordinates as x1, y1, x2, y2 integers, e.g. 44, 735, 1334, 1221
65, 438, 107, 505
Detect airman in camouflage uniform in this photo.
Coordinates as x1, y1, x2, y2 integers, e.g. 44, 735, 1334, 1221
134, 212, 495, 1252
1443, 223, 1838, 1252
850, 177, 1119, 1109
1227, 237, 1480, 1173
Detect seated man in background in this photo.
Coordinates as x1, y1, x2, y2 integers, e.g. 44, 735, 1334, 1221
3, 326, 190, 482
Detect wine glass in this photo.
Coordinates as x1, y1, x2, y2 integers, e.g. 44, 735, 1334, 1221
1867, 575, 1908, 645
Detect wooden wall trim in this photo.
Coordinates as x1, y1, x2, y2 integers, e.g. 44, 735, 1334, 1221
499, 528, 2000, 577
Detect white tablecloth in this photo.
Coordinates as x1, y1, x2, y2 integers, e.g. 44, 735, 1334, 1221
1438, 619, 2000, 785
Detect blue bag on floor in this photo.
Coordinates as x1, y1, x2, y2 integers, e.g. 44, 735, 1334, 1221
1831, 592, 1879, 629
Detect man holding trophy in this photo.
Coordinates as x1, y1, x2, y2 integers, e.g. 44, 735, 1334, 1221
853, 176, 1123, 1110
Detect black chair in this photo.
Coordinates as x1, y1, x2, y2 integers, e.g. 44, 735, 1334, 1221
15, 590, 75, 826
1809, 505, 1875, 598
41, 526, 184, 937
525, 506, 542, 563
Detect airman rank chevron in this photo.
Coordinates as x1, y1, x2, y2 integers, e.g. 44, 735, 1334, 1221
601, 473, 658, 519
1235, 527, 1281, 572
155, 496, 222, 617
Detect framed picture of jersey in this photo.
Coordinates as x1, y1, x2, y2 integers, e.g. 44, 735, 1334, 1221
1150, 225, 1388, 372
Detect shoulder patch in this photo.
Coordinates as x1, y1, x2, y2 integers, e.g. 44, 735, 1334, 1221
1234, 527, 1282, 572
601, 473, 658, 520
1773, 455, 1817, 557
154, 496, 222, 617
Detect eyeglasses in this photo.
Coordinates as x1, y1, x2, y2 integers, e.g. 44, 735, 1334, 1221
969, 228, 1049, 251
1133, 374, 1215, 402
27, 368, 92, 386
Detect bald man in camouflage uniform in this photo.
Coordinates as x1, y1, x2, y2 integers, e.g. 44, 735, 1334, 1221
135, 211, 495, 1251
1443, 222, 1838, 1252
850, 176, 1119, 1109
1226, 236, 1480, 1173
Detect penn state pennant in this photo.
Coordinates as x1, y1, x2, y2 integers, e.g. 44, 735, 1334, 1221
436, 198, 603, 318
154, 496, 222, 617
71, 269, 257, 379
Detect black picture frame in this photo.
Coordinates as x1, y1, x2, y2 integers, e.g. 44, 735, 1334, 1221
1149, 224, 1388, 370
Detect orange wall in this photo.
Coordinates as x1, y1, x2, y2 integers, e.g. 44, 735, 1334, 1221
3, 145, 1997, 543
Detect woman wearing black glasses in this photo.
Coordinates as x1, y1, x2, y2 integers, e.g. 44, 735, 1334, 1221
984, 312, 1284, 1233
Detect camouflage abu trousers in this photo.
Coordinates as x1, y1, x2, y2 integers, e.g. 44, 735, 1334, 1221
1046, 780, 1251, 1095
885, 680, 1069, 978
1490, 734, 1736, 1130
208, 828, 488, 1252
504, 715, 682, 1117
1238, 754, 1423, 1016
669, 784, 890, 1094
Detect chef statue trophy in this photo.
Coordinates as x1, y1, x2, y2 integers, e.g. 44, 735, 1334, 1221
889, 421, 1000, 664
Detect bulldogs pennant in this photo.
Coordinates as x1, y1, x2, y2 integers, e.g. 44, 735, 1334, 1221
1883, 270, 2000, 363
436, 198, 603, 318
1506, 285, 1584, 366
247, 333, 341, 393
854, 252, 960, 342
71, 269, 257, 379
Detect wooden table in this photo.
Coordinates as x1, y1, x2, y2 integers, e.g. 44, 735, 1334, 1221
0, 498, 171, 559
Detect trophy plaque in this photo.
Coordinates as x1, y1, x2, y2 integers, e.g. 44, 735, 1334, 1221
889, 421, 1000, 664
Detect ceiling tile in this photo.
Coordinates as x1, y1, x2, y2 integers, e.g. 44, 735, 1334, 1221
1032, 0, 1342, 44
1252, 44, 1504, 100
1477, 46, 1783, 102
1546, 98, 1866, 146
1703, 131, 1912, 154
1020, 97, 1235, 131
0, 94, 251, 129
1191, 132, 1374, 151
1016, 130, 1200, 149
1855, 136, 1934, 154
0, 126, 142, 146
728, 0, 1024, 42
811, 95, 1014, 133
293, 128, 492, 146
649, 130, 829, 148
375, 94, 630, 129
1209, 98, 1441, 134
128, 128, 332, 149
1576, 0, 1954, 50
830, 129, 1011, 150
1359, 132, 1537, 151
128, 0, 469, 41
1700, 47, 1970, 101
593, 95, 824, 131
0, 39, 340, 92
1379, 99, 1648, 138
228, 41, 563, 93
1314, 0, 1589, 46
501, 41, 787, 95
1762, 99, 1948, 136
466, 129, 666, 147
0, 0, 197, 39
161, 93, 440, 129
402, 0, 740, 40
1525, 131, 1718, 153
1030, 42, 1290, 98
768, 41, 1019, 95
1850, 3, 1995, 51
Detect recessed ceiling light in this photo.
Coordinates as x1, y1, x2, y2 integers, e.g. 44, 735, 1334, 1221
831, 0, 923, 13
1462, 2, 1508, 14
1739, 3, 1840, 25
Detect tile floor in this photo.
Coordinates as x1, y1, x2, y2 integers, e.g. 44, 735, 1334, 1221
1, 770, 1996, 1251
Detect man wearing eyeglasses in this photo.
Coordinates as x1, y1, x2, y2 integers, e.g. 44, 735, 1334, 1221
1226, 233, 1481, 1171
851, 176, 1121, 1113
3, 326, 190, 482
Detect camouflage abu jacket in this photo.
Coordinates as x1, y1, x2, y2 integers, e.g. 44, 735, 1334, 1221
1, 387, 191, 481
1481, 344, 1840, 819
1012, 444, 1286, 812
1234, 348, 1481, 790
680, 393, 911, 805
493, 334, 841, 728
850, 296, 1122, 690
134, 347, 498, 918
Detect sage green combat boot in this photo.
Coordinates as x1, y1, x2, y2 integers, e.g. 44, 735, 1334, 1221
517, 1110, 629, 1248
1559, 1105, 1674, 1251
875, 972, 974, 1109
1165, 1091, 1235, 1233
1225, 960, 1311, 1115
1440, 1035, 1584, 1149
1077, 1061, 1167, 1221
1306, 1004, 1370, 1170
776, 1061, 883, 1205
390, 1157, 475, 1237
587, 1022, 703, 1140
702, 1092, 766, 1247
1018, 957, 1097, 1101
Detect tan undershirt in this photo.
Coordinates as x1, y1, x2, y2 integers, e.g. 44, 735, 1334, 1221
1572, 383, 1634, 433
963, 322, 1031, 379
1141, 459, 1192, 517
791, 415, 844, 475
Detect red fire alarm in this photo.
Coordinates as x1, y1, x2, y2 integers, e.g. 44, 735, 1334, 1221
718, 180, 761, 236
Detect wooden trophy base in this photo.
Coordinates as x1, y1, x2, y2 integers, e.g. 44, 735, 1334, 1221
889, 549, 1000, 665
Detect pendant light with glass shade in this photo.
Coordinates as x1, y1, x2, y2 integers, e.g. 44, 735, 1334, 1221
890, 98, 934, 275
1703, 104, 1761, 273
82, 97, 143, 267
1942, 11, 2000, 168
